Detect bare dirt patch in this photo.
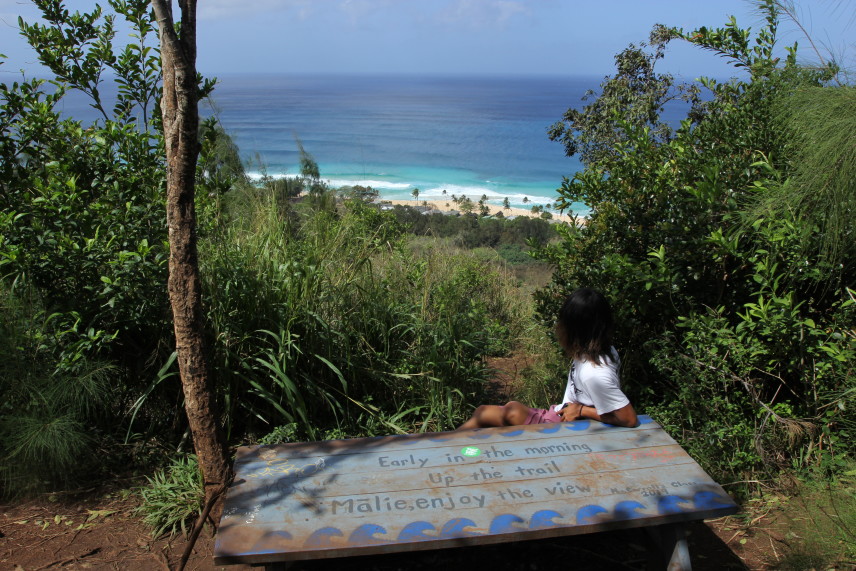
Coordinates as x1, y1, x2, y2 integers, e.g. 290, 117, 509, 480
0, 488, 244, 571
485, 352, 539, 401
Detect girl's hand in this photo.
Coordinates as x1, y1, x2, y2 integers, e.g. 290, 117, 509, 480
560, 403, 584, 421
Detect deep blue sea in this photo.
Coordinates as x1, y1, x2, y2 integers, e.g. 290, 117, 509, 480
206, 74, 594, 212
54, 73, 691, 214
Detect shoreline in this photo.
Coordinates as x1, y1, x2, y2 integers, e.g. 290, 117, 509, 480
382, 199, 576, 224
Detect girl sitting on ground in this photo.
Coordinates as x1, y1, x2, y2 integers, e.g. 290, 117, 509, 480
458, 288, 637, 429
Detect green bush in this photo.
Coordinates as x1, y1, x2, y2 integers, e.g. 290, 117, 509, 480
392, 206, 557, 249
534, 1, 853, 485
0, 2, 245, 480
258, 423, 300, 445
0, 283, 116, 496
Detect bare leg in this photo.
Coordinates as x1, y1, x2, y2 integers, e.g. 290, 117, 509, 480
458, 401, 530, 429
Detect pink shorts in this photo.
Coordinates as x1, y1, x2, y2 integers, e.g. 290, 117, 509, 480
524, 404, 563, 424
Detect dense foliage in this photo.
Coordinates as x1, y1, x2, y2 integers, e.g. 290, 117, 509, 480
390, 206, 557, 250
0, 0, 170, 492
195, 195, 528, 442
536, 1, 854, 485
0, 1, 531, 496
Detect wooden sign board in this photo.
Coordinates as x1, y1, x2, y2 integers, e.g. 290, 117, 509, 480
214, 416, 737, 565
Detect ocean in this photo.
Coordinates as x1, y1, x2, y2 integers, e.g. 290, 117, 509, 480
53, 73, 691, 214
206, 74, 594, 213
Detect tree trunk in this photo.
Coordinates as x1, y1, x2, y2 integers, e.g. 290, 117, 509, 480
151, 0, 230, 524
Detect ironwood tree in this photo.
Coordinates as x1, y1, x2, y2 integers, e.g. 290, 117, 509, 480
150, 0, 231, 521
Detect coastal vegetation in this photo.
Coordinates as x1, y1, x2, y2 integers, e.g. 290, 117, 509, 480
0, 0, 853, 565
534, 1, 855, 562
538, 1, 854, 487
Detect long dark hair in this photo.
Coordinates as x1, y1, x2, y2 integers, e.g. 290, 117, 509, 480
555, 288, 614, 365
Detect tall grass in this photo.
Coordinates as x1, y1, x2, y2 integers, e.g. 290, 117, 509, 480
195, 191, 531, 440
136, 455, 204, 538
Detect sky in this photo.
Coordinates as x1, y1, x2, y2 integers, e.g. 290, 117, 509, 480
0, 0, 853, 79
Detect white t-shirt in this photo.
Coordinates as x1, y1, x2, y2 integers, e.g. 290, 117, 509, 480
558, 347, 629, 415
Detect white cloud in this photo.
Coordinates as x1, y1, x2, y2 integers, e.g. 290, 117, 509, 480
196, 0, 531, 32
437, 0, 530, 29
198, 0, 315, 21
338, 0, 396, 22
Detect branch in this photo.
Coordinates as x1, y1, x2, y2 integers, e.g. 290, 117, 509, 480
776, 2, 824, 62
176, 482, 226, 571
178, 0, 197, 65
149, 0, 180, 60
676, 352, 809, 425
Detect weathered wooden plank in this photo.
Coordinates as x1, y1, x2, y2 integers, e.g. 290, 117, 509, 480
231, 443, 685, 493
220, 462, 728, 528
233, 425, 679, 476
214, 416, 737, 565
234, 443, 693, 499
233, 417, 667, 466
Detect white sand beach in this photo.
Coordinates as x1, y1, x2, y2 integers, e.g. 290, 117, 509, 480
384, 199, 577, 224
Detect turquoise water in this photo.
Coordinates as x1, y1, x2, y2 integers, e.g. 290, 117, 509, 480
311, 163, 564, 208
208, 74, 592, 212
55, 73, 692, 214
